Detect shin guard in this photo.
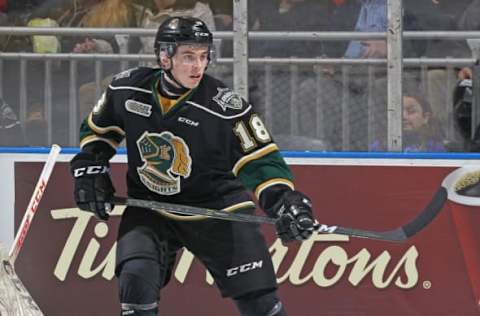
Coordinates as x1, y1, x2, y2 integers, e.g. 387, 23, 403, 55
118, 258, 161, 316
234, 290, 287, 316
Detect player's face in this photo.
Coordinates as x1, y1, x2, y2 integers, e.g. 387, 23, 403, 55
403, 96, 430, 131
171, 44, 209, 89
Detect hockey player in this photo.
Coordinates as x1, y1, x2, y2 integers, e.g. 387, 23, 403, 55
70, 16, 318, 316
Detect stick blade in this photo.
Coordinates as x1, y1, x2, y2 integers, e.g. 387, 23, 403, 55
319, 186, 448, 242
400, 187, 448, 238
330, 226, 408, 242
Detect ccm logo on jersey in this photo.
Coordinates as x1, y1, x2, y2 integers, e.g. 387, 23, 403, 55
125, 100, 152, 117
178, 117, 199, 127
73, 166, 109, 178
226, 260, 263, 277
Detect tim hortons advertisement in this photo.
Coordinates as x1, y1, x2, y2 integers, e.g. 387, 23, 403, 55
13, 162, 480, 315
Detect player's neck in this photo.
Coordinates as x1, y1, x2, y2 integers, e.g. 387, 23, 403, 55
159, 70, 190, 99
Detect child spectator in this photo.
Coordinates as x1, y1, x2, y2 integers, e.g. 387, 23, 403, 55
370, 89, 447, 152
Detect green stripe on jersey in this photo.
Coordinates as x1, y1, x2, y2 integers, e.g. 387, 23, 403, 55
237, 151, 293, 191
79, 119, 123, 145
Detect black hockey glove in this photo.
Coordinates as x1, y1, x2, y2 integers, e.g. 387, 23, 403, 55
70, 152, 115, 220
273, 191, 317, 243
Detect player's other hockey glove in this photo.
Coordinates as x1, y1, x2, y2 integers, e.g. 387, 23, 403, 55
70, 152, 115, 220
273, 190, 317, 243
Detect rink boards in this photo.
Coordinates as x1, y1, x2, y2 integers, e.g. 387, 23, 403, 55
1, 151, 480, 315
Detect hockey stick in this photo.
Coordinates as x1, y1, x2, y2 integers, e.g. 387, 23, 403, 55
113, 166, 480, 242
0, 144, 61, 316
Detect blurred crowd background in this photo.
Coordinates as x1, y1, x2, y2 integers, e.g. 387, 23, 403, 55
0, 0, 479, 152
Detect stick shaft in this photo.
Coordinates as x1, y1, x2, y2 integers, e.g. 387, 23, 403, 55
119, 197, 276, 224
114, 190, 448, 242
8, 145, 61, 264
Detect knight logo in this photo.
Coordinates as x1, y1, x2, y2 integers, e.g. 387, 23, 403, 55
213, 87, 243, 111
226, 260, 263, 277
136, 131, 192, 195
125, 100, 152, 117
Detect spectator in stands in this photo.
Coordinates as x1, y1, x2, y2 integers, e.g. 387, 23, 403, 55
138, 0, 216, 64
249, 0, 328, 58
209, 0, 325, 62
401, 93, 446, 152
0, 97, 26, 146
0, 0, 6, 13
45, 0, 145, 119
452, 0, 480, 82
370, 88, 447, 152
296, 0, 383, 151
248, 0, 329, 140
452, 78, 473, 150
0, 1, 7, 46
453, 0, 480, 151
208, 0, 233, 57
5, 0, 39, 22
343, 0, 387, 59
14, 0, 146, 144
450, 77, 480, 152
52, 0, 145, 54
209, 0, 232, 30
404, 0, 472, 130
335, 0, 423, 58
24, 99, 47, 146
0, 0, 39, 52
304, 0, 425, 151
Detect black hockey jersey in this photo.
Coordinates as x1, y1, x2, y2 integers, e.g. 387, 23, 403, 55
79, 67, 293, 219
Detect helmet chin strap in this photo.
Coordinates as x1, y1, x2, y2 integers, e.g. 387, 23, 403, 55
159, 69, 190, 98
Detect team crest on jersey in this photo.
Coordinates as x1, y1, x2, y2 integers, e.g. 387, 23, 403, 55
213, 87, 243, 111
136, 131, 192, 195
125, 100, 152, 117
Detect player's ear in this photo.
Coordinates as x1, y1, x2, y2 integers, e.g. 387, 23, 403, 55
159, 51, 171, 70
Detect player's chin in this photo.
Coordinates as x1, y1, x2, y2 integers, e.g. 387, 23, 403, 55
184, 77, 201, 88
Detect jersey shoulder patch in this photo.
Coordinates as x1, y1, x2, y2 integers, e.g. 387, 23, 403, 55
188, 75, 250, 119
212, 87, 244, 112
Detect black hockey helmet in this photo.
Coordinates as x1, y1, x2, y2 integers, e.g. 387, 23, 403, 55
154, 16, 213, 63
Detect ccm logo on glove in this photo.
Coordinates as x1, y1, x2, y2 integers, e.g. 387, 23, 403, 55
73, 165, 110, 177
